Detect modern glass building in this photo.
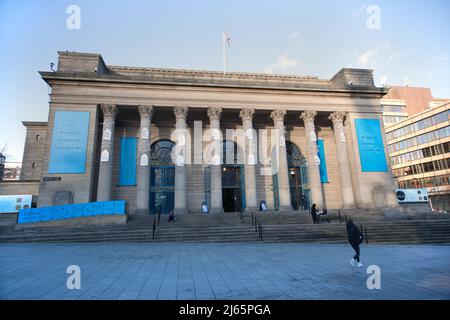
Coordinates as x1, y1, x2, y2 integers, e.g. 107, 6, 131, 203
385, 101, 450, 210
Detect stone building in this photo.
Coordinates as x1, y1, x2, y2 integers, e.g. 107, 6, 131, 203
9, 51, 400, 215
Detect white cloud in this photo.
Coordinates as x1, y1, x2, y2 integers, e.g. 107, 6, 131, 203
264, 53, 298, 74
288, 31, 301, 39
355, 42, 402, 68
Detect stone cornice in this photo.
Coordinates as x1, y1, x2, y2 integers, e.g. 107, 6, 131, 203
40, 71, 388, 96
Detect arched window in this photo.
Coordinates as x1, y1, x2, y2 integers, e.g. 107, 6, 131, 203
150, 140, 175, 165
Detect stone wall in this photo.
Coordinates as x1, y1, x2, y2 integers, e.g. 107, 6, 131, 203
21, 122, 47, 181
0, 181, 40, 196
37, 104, 100, 207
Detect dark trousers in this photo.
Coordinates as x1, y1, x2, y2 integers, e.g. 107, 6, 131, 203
311, 214, 318, 223
350, 242, 360, 262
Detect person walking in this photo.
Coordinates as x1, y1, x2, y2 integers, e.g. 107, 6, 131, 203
310, 203, 319, 224
346, 219, 364, 267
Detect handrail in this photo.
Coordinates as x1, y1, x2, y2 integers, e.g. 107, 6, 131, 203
157, 208, 161, 226
152, 217, 156, 240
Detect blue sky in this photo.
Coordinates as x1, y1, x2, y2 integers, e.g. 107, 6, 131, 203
0, 0, 449, 161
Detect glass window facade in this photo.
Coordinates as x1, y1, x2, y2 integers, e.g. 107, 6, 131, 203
386, 110, 450, 141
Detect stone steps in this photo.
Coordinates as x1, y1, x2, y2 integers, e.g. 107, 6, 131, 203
1, 219, 450, 244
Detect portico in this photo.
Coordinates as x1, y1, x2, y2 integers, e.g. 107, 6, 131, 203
34, 51, 400, 215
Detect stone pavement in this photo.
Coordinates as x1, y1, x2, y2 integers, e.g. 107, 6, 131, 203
0, 243, 449, 300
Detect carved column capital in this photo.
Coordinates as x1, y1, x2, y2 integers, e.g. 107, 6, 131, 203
239, 108, 255, 121
138, 105, 154, 118
174, 106, 189, 121
300, 111, 317, 123
270, 109, 286, 122
207, 107, 222, 120
100, 104, 118, 118
329, 111, 346, 124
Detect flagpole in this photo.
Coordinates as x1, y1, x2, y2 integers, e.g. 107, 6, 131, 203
222, 31, 226, 75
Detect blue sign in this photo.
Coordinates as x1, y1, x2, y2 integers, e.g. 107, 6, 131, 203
355, 119, 388, 172
316, 139, 328, 183
0, 195, 33, 213
48, 111, 90, 174
119, 137, 137, 186
18, 200, 126, 224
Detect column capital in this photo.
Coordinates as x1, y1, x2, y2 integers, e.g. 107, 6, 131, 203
239, 108, 255, 121
207, 107, 222, 120
174, 106, 189, 121
100, 104, 118, 117
270, 109, 286, 122
138, 105, 154, 117
300, 111, 317, 123
329, 111, 346, 124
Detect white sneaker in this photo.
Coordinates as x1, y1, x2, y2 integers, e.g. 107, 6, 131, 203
357, 262, 364, 268
350, 258, 356, 267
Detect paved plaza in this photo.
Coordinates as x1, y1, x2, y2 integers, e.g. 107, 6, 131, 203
1, 243, 449, 300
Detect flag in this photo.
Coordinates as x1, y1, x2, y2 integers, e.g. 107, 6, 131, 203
223, 31, 231, 48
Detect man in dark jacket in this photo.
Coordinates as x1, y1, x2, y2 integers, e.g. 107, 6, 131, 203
310, 203, 319, 224
346, 219, 364, 267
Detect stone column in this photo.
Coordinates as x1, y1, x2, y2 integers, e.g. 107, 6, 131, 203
173, 106, 188, 214
270, 109, 292, 210
207, 107, 224, 213
300, 111, 324, 207
135, 105, 153, 214
329, 112, 355, 208
97, 104, 118, 202
240, 108, 258, 212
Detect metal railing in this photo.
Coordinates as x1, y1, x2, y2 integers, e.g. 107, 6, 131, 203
152, 217, 157, 240
252, 214, 263, 241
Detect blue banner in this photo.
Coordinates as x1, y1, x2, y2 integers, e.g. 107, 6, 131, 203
355, 119, 388, 172
18, 200, 126, 224
316, 139, 328, 183
48, 111, 90, 173
119, 137, 137, 185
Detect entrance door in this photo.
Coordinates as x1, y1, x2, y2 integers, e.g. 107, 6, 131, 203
222, 166, 244, 212
149, 140, 176, 214
150, 166, 175, 214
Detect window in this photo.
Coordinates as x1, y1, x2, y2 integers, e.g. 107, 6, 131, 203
32, 162, 36, 168
35, 134, 40, 141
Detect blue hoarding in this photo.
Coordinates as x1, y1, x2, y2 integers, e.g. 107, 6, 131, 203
355, 119, 388, 172
316, 139, 328, 183
17, 200, 126, 224
119, 137, 137, 185
48, 111, 90, 174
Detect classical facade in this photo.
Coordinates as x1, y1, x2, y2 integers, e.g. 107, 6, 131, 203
16, 51, 400, 214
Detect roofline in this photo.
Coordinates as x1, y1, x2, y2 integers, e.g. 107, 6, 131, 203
39, 71, 389, 96
22, 121, 48, 127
